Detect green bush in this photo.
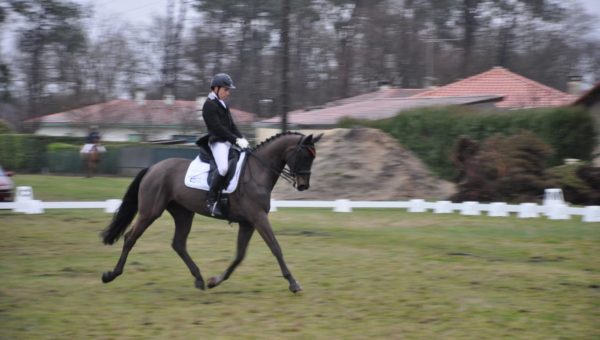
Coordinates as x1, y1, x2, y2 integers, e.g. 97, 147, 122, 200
340, 106, 596, 180
0, 134, 83, 172
546, 164, 600, 205
0, 119, 13, 133
47, 142, 81, 152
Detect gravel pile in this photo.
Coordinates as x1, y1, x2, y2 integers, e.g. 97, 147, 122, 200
272, 128, 456, 200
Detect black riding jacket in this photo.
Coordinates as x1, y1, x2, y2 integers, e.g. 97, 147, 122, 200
202, 97, 243, 144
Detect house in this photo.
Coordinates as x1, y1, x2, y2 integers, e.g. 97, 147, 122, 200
255, 87, 502, 141
25, 98, 256, 142
411, 66, 577, 109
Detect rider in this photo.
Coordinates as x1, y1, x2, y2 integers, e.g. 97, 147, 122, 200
202, 73, 249, 216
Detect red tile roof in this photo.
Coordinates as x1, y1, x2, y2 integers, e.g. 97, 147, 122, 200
26, 99, 255, 125
260, 95, 502, 126
412, 67, 576, 108
326, 88, 428, 106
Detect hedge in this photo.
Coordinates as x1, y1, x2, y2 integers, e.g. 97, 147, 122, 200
339, 106, 596, 180
0, 134, 83, 172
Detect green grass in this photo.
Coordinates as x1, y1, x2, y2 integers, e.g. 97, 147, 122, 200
13, 175, 132, 201
1, 176, 599, 339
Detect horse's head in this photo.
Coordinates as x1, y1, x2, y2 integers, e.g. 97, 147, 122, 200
286, 133, 323, 191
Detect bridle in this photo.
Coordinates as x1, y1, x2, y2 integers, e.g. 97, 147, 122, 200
245, 135, 316, 187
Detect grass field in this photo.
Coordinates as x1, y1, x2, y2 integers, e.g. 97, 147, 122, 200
1, 175, 599, 339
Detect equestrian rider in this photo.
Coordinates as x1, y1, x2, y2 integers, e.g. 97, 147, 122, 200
202, 73, 249, 216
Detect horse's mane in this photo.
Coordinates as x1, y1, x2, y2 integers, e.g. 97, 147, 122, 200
251, 131, 304, 152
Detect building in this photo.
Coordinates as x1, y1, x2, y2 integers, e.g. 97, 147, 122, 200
25, 98, 255, 142
411, 66, 577, 109
255, 87, 502, 141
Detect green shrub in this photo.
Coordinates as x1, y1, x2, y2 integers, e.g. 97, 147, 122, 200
546, 163, 600, 205
47, 142, 80, 152
0, 134, 83, 172
0, 119, 13, 133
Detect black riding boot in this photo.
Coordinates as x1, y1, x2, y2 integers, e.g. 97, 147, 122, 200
206, 174, 226, 217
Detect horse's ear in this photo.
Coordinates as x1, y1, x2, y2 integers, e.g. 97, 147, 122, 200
303, 134, 313, 144
313, 133, 323, 144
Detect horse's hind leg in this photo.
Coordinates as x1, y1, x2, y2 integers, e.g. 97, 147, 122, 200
101, 213, 159, 283
167, 202, 206, 290
208, 221, 255, 289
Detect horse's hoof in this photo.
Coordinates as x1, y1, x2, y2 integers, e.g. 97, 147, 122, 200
289, 283, 303, 294
102, 272, 113, 283
195, 279, 206, 290
207, 277, 220, 289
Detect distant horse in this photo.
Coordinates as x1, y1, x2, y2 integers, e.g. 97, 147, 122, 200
100, 132, 322, 293
81, 143, 104, 177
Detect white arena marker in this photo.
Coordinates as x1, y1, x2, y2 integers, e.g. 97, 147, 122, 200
489, 202, 508, 217
408, 199, 426, 213
434, 200, 453, 214
518, 203, 539, 218
333, 199, 352, 213
582, 206, 600, 223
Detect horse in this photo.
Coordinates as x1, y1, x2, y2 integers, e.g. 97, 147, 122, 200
100, 132, 322, 293
81, 143, 104, 178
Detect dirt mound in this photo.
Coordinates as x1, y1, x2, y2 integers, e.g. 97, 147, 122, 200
271, 128, 456, 200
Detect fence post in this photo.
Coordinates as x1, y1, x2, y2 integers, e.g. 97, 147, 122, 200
408, 199, 426, 213
105, 199, 122, 213
270, 200, 278, 212
333, 199, 352, 212
460, 201, 480, 216
434, 200, 453, 214
582, 206, 600, 222
14, 186, 44, 214
518, 203, 539, 218
548, 203, 570, 220
489, 202, 508, 217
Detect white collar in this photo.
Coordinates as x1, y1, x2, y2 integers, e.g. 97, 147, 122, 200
208, 91, 227, 108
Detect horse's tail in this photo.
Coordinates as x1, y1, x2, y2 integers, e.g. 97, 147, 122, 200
101, 168, 149, 245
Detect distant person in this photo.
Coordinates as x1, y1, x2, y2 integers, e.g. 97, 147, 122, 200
86, 126, 101, 144
201, 73, 249, 216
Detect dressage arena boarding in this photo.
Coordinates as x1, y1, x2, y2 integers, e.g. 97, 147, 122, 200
2, 185, 599, 222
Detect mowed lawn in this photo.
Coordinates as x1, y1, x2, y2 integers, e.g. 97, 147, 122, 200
0, 175, 599, 339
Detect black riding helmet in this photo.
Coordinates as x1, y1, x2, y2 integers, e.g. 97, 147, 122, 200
210, 73, 236, 89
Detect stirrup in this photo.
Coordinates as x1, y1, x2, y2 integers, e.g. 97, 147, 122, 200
207, 201, 222, 217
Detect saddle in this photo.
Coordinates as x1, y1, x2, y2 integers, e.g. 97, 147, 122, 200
195, 135, 243, 220
195, 135, 242, 187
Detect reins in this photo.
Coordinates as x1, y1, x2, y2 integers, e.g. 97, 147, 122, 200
244, 148, 297, 186
240, 135, 315, 188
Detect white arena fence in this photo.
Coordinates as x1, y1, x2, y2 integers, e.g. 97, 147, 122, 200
0, 186, 598, 222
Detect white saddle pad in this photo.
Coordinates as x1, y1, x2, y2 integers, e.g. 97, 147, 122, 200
184, 153, 247, 193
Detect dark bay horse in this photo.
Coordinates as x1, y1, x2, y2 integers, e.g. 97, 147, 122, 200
101, 132, 322, 293
83, 144, 101, 178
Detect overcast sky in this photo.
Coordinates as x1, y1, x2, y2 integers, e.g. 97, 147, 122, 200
75, 0, 600, 25
2, 0, 599, 53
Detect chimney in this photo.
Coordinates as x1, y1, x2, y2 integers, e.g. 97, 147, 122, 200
377, 80, 391, 91
567, 75, 583, 95
164, 94, 175, 105
134, 90, 146, 106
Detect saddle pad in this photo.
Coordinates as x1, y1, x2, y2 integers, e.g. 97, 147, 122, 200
184, 152, 247, 193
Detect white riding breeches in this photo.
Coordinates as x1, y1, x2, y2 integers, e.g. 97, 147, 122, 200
209, 141, 231, 176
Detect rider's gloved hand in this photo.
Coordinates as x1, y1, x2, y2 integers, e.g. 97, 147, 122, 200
236, 138, 249, 149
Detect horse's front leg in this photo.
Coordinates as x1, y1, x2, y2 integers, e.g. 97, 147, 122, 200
252, 213, 302, 293
208, 221, 254, 289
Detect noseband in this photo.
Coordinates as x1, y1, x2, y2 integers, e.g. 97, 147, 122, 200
289, 135, 316, 177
